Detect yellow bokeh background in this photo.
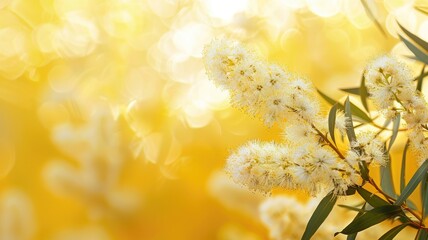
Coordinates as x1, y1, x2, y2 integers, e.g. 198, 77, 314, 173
0, 0, 427, 239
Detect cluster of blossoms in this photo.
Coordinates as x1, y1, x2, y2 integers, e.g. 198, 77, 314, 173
364, 56, 428, 163
204, 38, 387, 195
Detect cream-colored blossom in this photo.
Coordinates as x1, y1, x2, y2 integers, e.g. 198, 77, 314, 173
203, 38, 320, 126
207, 39, 363, 195
225, 141, 295, 193
365, 56, 428, 165
350, 131, 386, 165
335, 111, 347, 136
364, 56, 414, 116
282, 123, 317, 144
290, 144, 359, 195
408, 130, 428, 164
226, 140, 359, 195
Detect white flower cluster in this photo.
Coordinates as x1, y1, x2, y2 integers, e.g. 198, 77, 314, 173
365, 56, 416, 117
203, 38, 320, 126
204, 38, 381, 195
226, 140, 360, 195
347, 131, 386, 166
365, 56, 428, 163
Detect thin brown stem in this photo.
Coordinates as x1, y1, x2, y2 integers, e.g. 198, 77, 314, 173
311, 124, 345, 159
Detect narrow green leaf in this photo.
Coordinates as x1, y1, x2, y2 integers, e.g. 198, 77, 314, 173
349, 101, 372, 123
347, 233, 357, 240
399, 35, 428, 65
398, 22, 428, 52
338, 204, 366, 212
344, 96, 356, 144
344, 98, 370, 181
301, 192, 337, 240
328, 104, 338, 145
415, 6, 428, 15
417, 229, 428, 240
360, 0, 386, 36
417, 65, 426, 91
341, 186, 357, 196
340, 87, 360, 95
380, 152, 396, 197
407, 199, 418, 211
396, 160, 428, 205
346, 203, 367, 240
337, 205, 402, 235
357, 187, 390, 208
379, 223, 410, 240
360, 74, 370, 113
388, 113, 401, 152
421, 170, 428, 219
401, 140, 409, 193
317, 89, 371, 123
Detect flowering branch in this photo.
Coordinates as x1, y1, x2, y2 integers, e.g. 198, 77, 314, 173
203, 23, 428, 238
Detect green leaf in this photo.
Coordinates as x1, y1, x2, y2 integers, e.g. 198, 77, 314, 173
417, 65, 426, 91
398, 22, 428, 52
340, 87, 360, 95
301, 192, 337, 240
360, 0, 386, 36
388, 113, 401, 152
400, 140, 409, 193
341, 186, 357, 196
338, 204, 366, 212
406, 199, 418, 211
417, 229, 428, 240
317, 90, 372, 123
360, 74, 370, 113
336, 205, 402, 235
344, 96, 357, 144
395, 160, 428, 205
347, 233, 357, 240
349, 101, 372, 123
379, 223, 410, 240
399, 35, 428, 65
380, 152, 396, 198
346, 203, 367, 240
328, 104, 338, 145
421, 169, 428, 219
357, 187, 390, 208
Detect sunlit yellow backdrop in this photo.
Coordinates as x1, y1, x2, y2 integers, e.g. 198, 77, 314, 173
0, 0, 426, 239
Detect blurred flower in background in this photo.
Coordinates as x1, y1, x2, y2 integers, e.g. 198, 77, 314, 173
0, 0, 426, 239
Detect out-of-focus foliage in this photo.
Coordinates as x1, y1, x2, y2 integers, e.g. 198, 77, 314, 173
0, 0, 426, 239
